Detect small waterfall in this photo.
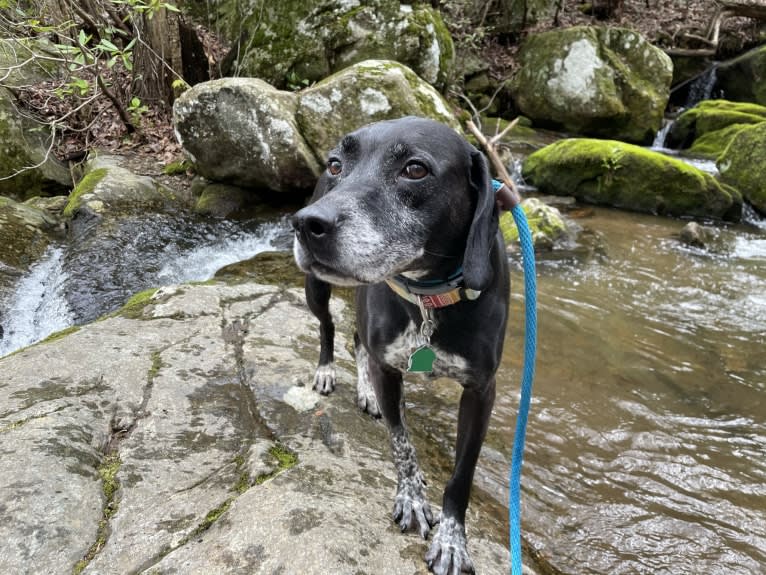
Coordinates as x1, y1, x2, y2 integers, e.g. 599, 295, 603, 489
652, 118, 674, 149
157, 219, 289, 284
685, 65, 718, 109
0, 246, 74, 358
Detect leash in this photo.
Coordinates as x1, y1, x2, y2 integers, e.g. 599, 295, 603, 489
493, 180, 537, 575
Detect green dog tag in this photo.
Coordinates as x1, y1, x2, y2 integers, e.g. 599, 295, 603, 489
408, 345, 436, 373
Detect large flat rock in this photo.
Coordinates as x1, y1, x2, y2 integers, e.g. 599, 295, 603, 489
0, 281, 514, 574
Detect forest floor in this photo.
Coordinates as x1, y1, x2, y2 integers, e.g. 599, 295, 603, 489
12, 0, 765, 170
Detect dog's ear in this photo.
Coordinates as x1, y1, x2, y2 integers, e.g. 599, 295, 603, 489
462, 148, 499, 291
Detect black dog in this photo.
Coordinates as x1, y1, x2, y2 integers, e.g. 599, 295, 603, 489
292, 117, 509, 574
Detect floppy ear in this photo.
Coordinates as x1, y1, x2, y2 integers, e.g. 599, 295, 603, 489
462, 148, 499, 291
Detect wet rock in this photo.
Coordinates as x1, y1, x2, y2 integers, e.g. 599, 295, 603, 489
665, 99, 766, 156
678, 221, 735, 253
510, 26, 672, 144
296, 59, 460, 159
0, 281, 515, 574
173, 78, 322, 193
523, 138, 742, 221
714, 44, 766, 106
499, 198, 569, 250
717, 122, 766, 215
0, 87, 71, 200
219, 0, 454, 90
0, 195, 61, 270
214, 250, 305, 287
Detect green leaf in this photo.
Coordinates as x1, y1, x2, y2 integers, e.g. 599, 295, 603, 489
77, 29, 90, 46
122, 54, 133, 71
98, 39, 119, 53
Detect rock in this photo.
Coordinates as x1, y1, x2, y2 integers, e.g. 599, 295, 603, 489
0, 37, 63, 88
499, 198, 569, 250
713, 44, 766, 106
665, 99, 766, 155
296, 59, 460, 159
0, 195, 61, 271
214, 251, 305, 287
510, 26, 672, 144
173, 78, 322, 193
717, 122, 766, 214
495, 0, 558, 34
192, 180, 252, 218
0, 87, 71, 200
63, 155, 177, 229
0, 281, 515, 574
678, 221, 735, 253
523, 138, 742, 221
221, 0, 454, 90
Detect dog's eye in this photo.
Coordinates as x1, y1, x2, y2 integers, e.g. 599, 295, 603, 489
327, 159, 342, 176
401, 162, 428, 180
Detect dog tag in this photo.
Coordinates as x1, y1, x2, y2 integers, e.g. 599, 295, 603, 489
408, 345, 436, 373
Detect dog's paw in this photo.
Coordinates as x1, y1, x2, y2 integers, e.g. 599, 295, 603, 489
313, 363, 336, 395
425, 516, 474, 575
393, 472, 434, 539
356, 384, 381, 417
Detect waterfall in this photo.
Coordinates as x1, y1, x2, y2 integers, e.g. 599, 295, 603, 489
0, 246, 74, 358
685, 65, 718, 109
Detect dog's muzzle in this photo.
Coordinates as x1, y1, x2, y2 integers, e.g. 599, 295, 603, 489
291, 203, 339, 259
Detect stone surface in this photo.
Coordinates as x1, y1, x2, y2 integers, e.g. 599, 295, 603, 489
510, 26, 673, 144
220, 0, 454, 90
173, 78, 322, 192
0, 281, 516, 575
296, 59, 460, 160
717, 122, 766, 214
714, 44, 766, 106
499, 198, 569, 250
523, 138, 742, 221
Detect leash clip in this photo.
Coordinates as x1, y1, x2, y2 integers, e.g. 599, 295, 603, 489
416, 297, 434, 346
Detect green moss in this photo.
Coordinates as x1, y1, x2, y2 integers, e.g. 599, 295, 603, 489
163, 159, 192, 176
254, 444, 299, 485
41, 325, 81, 344
117, 288, 159, 319
689, 123, 752, 158
63, 168, 108, 218
73, 452, 122, 574
670, 100, 766, 148
717, 122, 766, 214
499, 198, 567, 248
524, 138, 740, 221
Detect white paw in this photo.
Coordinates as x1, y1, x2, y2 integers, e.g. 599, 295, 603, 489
425, 516, 474, 575
313, 363, 336, 395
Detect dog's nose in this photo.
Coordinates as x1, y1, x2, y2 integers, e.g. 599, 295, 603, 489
292, 205, 338, 245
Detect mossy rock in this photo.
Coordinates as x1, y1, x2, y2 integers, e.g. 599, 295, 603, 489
688, 123, 753, 158
214, 251, 304, 287
714, 45, 766, 106
221, 0, 454, 90
666, 99, 766, 150
499, 198, 568, 249
296, 60, 460, 160
193, 182, 251, 218
0, 38, 63, 88
0, 88, 71, 200
510, 26, 672, 144
0, 196, 59, 270
717, 122, 766, 214
523, 138, 742, 221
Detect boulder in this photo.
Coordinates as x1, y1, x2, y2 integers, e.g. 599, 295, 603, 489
0, 195, 61, 271
510, 26, 672, 144
221, 0, 454, 89
717, 122, 766, 214
523, 138, 742, 221
173, 78, 322, 192
499, 198, 569, 250
678, 221, 735, 253
665, 99, 766, 155
0, 281, 517, 574
713, 44, 766, 106
63, 155, 177, 229
0, 87, 71, 200
296, 60, 460, 159
0, 37, 63, 88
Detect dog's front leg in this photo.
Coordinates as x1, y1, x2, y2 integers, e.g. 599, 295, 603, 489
305, 274, 336, 394
426, 378, 496, 575
369, 358, 435, 538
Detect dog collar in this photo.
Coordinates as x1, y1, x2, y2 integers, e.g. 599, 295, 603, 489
385, 269, 481, 309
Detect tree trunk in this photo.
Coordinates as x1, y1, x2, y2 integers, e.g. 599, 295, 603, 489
133, 8, 184, 108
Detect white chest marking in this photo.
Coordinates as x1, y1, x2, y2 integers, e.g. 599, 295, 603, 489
382, 322, 469, 380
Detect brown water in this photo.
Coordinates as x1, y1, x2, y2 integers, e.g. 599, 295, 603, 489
502, 207, 765, 574
408, 206, 766, 574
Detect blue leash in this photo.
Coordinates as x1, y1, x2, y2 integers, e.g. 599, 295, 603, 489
493, 180, 538, 575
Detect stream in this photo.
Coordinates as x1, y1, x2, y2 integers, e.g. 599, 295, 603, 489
1, 187, 764, 573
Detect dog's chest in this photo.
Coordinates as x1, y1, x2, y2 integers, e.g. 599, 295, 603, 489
382, 321, 469, 381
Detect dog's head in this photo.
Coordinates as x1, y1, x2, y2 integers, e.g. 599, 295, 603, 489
292, 116, 498, 289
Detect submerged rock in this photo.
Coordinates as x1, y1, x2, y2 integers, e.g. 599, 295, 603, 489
296, 59, 460, 159
0, 281, 515, 574
678, 221, 735, 253
510, 26, 672, 144
523, 138, 742, 221
717, 122, 766, 214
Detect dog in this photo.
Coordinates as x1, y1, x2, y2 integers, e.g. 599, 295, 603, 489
292, 116, 509, 574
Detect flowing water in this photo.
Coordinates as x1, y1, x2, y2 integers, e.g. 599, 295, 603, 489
487, 207, 766, 574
